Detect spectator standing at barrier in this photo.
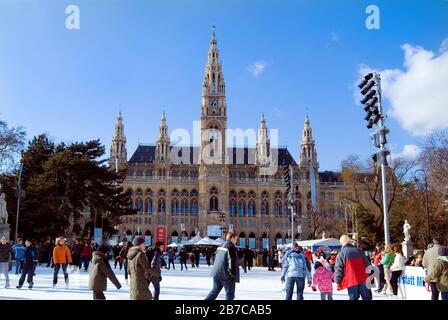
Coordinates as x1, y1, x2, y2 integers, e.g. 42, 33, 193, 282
423, 237, 448, 300
425, 247, 448, 301
390, 246, 406, 298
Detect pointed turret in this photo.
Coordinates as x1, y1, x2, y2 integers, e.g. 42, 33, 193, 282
156, 112, 170, 163
109, 111, 127, 170
202, 26, 226, 99
300, 115, 318, 166
256, 113, 270, 165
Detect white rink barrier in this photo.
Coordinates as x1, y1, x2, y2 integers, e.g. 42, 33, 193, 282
397, 266, 431, 300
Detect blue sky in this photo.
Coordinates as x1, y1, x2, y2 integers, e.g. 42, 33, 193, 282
0, 0, 447, 171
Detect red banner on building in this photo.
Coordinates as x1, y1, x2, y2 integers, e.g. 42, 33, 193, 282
155, 226, 167, 244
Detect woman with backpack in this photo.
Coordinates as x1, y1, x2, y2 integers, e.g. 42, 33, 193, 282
88, 245, 121, 300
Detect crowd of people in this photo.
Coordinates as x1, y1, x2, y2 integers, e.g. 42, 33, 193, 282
0, 233, 447, 301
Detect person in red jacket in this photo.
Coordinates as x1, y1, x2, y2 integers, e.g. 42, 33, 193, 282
334, 235, 372, 300
80, 242, 93, 272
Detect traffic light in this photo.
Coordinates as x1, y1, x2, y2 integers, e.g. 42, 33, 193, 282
359, 73, 382, 129
18, 164, 29, 190
372, 149, 390, 166
283, 165, 291, 195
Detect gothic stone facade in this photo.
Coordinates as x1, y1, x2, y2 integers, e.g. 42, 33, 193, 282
110, 30, 364, 248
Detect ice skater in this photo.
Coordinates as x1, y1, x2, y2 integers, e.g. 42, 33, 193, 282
16, 240, 38, 289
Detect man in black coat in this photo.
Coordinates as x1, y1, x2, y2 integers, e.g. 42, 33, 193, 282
204, 232, 240, 300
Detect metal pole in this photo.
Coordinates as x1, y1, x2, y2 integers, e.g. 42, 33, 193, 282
344, 206, 348, 234
15, 164, 23, 242
375, 73, 390, 245
290, 165, 294, 245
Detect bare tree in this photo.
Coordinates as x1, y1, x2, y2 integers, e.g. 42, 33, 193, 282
0, 120, 26, 172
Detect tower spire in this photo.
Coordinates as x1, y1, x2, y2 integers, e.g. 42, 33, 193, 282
156, 111, 170, 163
257, 113, 270, 165
109, 111, 127, 170
300, 115, 318, 168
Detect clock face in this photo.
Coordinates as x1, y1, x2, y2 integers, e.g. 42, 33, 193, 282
210, 100, 218, 109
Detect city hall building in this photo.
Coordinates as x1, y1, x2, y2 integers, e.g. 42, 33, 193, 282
109, 30, 359, 248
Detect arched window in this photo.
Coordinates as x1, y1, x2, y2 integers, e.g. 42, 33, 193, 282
190, 198, 198, 215
171, 198, 179, 215
136, 198, 143, 214
158, 198, 165, 213
209, 187, 219, 212
145, 198, 153, 214
261, 200, 269, 215
284, 204, 289, 216
181, 198, 188, 215
248, 199, 255, 217
274, 200, 282, 217
238, 199, 246, 217
229, 199, 236, 217
210, 195, 218, 211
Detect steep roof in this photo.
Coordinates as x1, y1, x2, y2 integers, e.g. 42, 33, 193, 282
128, 145, 297, 166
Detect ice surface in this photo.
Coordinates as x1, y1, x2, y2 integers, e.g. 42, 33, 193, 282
0, 264, 399, 300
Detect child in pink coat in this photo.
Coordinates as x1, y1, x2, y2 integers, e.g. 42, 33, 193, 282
312, 261, 334, 300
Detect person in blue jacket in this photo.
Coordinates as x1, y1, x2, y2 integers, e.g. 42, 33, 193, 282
12, 238, 25, 275
281, 243, 312, 300
16, 239, 38, 289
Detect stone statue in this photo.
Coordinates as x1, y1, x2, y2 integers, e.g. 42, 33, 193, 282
0, 193, 8, 225
403, 220, 411, 242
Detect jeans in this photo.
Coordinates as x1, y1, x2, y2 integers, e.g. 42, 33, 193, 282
391, 270, 402, 296
320, 292, 333, 300
430, 282, 440, 300
53, 263, 69, 285
204, 278, 236, 300
15, 259, 23, 274
0, 262, 10, 287
93, 291, 106, 300
18, 268, 34, 286
377, 264, 385, 291
285, 277, 305, 300
441, 291, 448, 301
151, 278, 160, 300
124, 260, 128, 280
347, 283, 372, 300
181, 261, 188, 270
168, 259, 175, 270
80, 257, 90, 271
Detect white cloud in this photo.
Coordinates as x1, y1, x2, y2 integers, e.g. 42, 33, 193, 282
331, 31, 339, 42
395, 144, 422, 160
357, 38, 448, 136
248, 60, 266, 78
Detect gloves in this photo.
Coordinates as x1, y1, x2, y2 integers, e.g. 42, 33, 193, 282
311, 286, 317, 292
281, 276, 285, 283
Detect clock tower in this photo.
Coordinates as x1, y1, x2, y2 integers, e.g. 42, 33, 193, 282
198, 27, 229, 234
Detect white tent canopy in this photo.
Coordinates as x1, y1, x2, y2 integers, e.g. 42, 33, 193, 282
284, 238, 342, 251
181, 235, 202, 246
167, 242, 178, 248
195, 236, 219, 246
213, 238, 225, 245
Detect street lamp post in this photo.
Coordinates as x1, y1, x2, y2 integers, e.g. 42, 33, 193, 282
265, 222, 271, 249
218, 211, 226, 239
414, 169, 431, 244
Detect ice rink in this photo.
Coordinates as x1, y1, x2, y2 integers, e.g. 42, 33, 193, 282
0, 263, 404, 300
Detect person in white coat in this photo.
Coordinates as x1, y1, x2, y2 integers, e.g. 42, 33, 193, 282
390, 246, 406, 298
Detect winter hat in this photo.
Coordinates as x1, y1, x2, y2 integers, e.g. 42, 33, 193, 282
98, 245, 108, 254
133, 236, 145, 246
